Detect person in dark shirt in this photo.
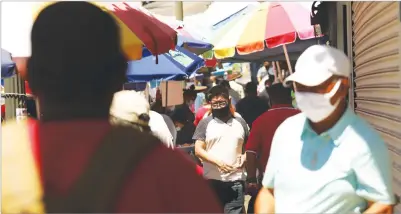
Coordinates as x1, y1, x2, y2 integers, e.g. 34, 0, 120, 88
258, 74, 275, 108
172, 86, 196, 123
171, 107, 202, 166
236, 82, 269, 129
171, 107, 196, 146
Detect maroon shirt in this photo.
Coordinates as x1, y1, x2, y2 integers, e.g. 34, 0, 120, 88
28, 119, 221, 213
245, 104, 300, 172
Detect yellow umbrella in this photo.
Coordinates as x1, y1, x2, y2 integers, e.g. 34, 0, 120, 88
4, 2, 177, 60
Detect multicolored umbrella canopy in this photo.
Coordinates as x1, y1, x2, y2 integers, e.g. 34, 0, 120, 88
96, 2, 177, 59
1, 2, 177, 60
220, 36, 327, 63
156, 16, 213, 55
210, 2, 316, 59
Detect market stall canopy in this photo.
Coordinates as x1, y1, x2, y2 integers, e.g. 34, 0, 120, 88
156, 16, 213, 55
126, 46, 205, 82
143, 1, 211, 17
154, 2, 259, 43
1, 49, 16, 78
210, 2, 317, 59
1, 2, 177, 60
220, 37, 327, 63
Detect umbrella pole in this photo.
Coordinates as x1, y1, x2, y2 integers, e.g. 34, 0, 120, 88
272, 61, 278, 83
282, 44, 293, 75
165, 81, 168, 114
275, 61, 283, 83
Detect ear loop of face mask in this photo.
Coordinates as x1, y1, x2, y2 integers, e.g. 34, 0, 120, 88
324, 79, 342, 104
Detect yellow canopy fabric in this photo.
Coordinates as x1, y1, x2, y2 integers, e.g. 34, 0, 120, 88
33, 2, 143, 60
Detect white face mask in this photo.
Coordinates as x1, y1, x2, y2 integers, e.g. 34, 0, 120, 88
295, 80, 342, 123
176, 126, 182, 131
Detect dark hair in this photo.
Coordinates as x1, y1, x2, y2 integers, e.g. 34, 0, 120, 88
183, 85, 197, 100
208, 85, 229, 100
27, 2, 127, 104
267, 83, 292, 104
171, 108, 188, 124
219, 80, 231, 89
215, 77, 224, 85
245, 82, 257, 94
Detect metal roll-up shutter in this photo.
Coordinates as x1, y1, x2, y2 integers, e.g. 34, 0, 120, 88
352, 2, 401, 210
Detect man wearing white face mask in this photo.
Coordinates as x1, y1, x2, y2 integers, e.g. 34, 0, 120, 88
255, 45, 395, 214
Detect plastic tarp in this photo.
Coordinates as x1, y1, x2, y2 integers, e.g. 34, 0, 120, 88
1, 49, 16, 78
126, 46, 204, 82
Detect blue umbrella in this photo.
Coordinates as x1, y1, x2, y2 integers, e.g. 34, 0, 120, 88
140, 35, 213, 56
177, 35, 213, 55
126, 46, 205, 82
1, 49, 16, 79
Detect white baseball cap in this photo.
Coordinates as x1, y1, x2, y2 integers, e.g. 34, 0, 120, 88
110, 90, 150, 126
284, 45, 351, 87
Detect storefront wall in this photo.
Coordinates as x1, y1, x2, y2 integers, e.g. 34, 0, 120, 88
344, 1, 401, 212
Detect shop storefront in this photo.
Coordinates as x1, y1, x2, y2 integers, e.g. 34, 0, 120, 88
337, 1, 401, 211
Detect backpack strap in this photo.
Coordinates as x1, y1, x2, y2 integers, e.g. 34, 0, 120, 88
44, 125, 160, 213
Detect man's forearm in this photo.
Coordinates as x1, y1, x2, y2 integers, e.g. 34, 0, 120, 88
245, 152, 257, 179
255, 188, 275, 213
195, 145, 219, 165
363, 202, 392, 214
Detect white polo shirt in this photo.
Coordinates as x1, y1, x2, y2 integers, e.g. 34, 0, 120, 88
193, 115, 249, 182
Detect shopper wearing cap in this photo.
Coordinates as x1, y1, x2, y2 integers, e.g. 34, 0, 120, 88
110, 90, 174, 148
255, 45, 395, 213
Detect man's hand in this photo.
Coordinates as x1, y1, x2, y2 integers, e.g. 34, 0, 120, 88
216, 161, 236, 173
245, 182, 260, 196
234, 154, 246, 169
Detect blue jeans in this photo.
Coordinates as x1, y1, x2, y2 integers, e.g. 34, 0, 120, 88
209, 180, 245, 214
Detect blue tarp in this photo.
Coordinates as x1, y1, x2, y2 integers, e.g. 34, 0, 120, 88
177, 35, 213, 55
1, 49, 16, 79
126, 46, 205, 82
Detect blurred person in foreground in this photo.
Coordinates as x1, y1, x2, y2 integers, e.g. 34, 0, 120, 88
193, 85, 249, 214
110, 90, 174, 148
244, 83, 300, 213
235, 82, 269, 129
255, 45, 395, 213
1, 2, 221, 213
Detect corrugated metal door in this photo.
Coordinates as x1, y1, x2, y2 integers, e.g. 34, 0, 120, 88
352, 2, 401, 211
